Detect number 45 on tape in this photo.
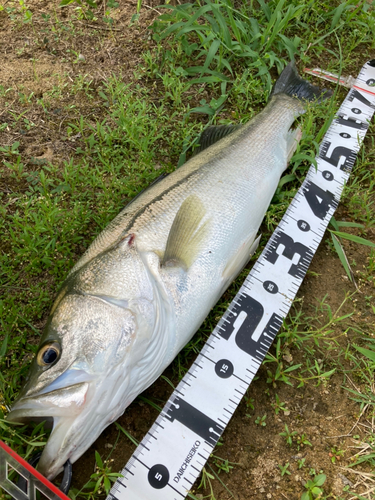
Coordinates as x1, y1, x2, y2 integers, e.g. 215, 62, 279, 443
0, 441, 69, 500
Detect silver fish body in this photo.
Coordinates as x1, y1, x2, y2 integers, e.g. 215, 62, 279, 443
7, 63, 328, 479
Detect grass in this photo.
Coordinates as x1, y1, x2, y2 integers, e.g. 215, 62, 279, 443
0, 0, 375, 499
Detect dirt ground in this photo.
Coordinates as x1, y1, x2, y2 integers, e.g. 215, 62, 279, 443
1, 2, 375, 500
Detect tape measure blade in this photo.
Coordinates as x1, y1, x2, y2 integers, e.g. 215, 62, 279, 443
107, 60, 375, 500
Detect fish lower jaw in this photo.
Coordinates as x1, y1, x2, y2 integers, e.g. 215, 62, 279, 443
36, 416, 77, 480
5, 412, 74, 479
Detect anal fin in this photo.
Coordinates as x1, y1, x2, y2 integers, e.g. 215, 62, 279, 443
286, 126, 302, 163
222, 233, 261, 283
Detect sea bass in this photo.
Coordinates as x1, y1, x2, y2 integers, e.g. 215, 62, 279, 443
7, 62, 329, 479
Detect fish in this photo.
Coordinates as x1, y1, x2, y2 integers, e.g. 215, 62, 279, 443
7, 62, 329, 480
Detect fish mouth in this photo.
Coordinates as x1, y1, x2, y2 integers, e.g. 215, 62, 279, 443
7, 382, 90, 479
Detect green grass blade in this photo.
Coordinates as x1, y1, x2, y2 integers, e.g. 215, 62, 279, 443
353, 345, 375, 363
114, 423, 139, 447
278, 174, 296, 189
257, 0, 272, 21
330, 230, 375, 248
202, 39, 221, 72
336, 221, 365, 229
211, 3, 233, 49
138, 396, 162, 412
330, 233, 353, 282
330, 1, 348, 29
160, 375, 175, 389
329, 216, 340, 231
0, 334, 8, 358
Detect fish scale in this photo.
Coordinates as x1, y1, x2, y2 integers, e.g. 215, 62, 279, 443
105, 59, 375, 500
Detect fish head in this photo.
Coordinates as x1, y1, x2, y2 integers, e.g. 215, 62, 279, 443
7, 236, 157, 479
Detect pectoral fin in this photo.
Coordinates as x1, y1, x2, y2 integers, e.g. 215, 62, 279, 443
222, 233, 261, 283
162, 195, 210, 270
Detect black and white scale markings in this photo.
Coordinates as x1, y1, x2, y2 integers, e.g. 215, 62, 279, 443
107, 60, 375, 500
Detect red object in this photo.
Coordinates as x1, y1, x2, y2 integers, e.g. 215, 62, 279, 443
0, 440, 70, 500
353, 84, 375, 96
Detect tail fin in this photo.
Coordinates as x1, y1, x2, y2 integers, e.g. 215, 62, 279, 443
270, 61, 332, 102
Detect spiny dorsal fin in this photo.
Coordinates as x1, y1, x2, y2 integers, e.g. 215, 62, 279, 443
192, 124, 242, 156
162, 194, 210, 270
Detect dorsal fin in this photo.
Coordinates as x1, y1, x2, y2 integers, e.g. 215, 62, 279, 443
162, 195, 210, 270
192, 124, 242, 156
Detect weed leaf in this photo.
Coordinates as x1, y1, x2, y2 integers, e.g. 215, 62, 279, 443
331, 233, 353, 282
353, 344, 375, 363
330, 230, 375, 248
0, 334, 8, 358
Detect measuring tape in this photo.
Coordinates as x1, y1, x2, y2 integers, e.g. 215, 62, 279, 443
105, 60, 375, 500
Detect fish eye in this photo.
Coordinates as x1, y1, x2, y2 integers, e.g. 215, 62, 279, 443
37, 342, 61, 367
